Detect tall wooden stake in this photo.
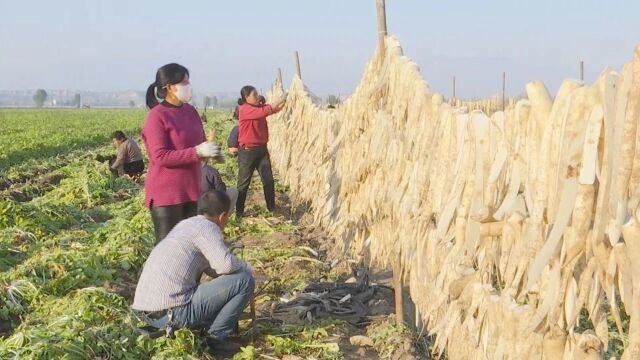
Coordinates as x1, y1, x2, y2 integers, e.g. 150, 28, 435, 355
502, 72, 506, 111
294, 51, 302, 79
376, 0, 387, 56
580, 60, 584, 82
393, 258, 404, 326
277, 68, 283, 86
452, 76, 456, 100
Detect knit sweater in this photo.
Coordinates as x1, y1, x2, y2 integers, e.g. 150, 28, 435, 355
237, 104, 275, 147
141, 102, 205, 208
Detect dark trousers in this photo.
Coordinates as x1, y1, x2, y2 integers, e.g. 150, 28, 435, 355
236, 145, 275, 216
150, 202, 197, 243
124, 160, 145, 175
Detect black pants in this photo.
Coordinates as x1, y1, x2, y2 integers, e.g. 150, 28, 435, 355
124, 160, 145, 175
150, 202, 197, 243
236, 145, 275, 216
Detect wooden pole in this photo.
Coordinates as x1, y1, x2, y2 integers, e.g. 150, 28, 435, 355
580, 61, 584, 82
376, 0, 387, 56
452, 76, 456, 100
393, 259, 404, 326
294, 51, 302, 79
502, 72, 506, 111
277, 68, 283, 85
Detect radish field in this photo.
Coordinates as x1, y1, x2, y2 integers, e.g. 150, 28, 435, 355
0, 108, 191, 358
0, 109, 396, 360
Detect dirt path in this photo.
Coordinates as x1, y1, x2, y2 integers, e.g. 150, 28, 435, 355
225, 188, 424, 360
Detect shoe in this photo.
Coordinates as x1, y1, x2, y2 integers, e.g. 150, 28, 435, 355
205, 337, 242, 357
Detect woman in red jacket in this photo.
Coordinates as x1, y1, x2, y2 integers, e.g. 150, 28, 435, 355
142, 63, 223, 242
236, 86, 286, 217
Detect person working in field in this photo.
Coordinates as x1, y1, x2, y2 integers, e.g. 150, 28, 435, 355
109, 131, 145, 177
235, 87, 285, 217
201, 160, 239, 214
227, 125, 239, 156
133, 190, 254, 357
228, 96, 264, 157
142, 63, 224, 243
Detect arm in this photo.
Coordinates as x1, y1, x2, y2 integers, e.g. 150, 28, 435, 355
110, 143, 126, 170
194, 224, 248, 275
227, 126, 239, 148
214, 172, 227, 192
240, 105, 275, 121
142, 115, 199, 168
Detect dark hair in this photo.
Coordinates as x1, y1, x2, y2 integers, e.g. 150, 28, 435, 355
233, 105, 239, 120
111, 130, 126, 140
237, 85, 256, 105
198, 190, 231, 216
258, 95, 266, 105
146, 63, 190, 109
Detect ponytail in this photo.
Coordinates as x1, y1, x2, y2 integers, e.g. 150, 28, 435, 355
146, 82, 159, 109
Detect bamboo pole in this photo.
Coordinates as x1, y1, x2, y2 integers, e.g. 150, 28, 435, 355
294, 51, 302, 79
376, 0, 387, 56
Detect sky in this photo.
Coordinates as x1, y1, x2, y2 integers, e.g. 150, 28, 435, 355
1, 0, 639, 99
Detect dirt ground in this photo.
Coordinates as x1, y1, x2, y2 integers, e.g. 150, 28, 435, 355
227, 187, 426, 360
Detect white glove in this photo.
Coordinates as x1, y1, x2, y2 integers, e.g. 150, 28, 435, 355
195, 142, 224, 161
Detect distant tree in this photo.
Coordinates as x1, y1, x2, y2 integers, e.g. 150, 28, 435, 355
212, 96, 218, 108
72, 93, 81, 108
203, 96, 212, 109
33, 89, 47, 107
326, 94, 339, 107
129, 100, 135, 108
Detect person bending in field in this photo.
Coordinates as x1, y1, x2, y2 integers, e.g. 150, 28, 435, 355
110, 130, 145, 177
201, 161, 238, 214
133, 190, 254, 357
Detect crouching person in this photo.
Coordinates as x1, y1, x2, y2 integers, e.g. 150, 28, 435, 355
201, 160, 239, 215
110, 130, 145, 178
132, 190, 255, 356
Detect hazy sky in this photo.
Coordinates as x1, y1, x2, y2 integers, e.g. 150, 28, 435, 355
1, 0, 639, 99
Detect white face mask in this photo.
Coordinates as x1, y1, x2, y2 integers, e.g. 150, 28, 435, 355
174, 83, 192, 103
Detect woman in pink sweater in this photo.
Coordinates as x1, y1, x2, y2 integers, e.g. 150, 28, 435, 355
142, 63, 223, 242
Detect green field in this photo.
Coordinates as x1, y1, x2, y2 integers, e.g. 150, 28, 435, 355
0, 109, 402, 360
0, 109, 146, 171
0, 109, 199, 358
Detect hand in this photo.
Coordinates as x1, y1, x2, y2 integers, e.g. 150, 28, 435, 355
273, 99, 286, 112
228, 147, 239, 156
195, 142, 224, 160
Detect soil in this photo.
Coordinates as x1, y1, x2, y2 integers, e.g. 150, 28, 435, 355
104, 272, 137, 300
0, 179, 11, 191
8, 190, 32, 202
0, 314, 21, 337
36, 173, 63, 187
230, 188, 421, 360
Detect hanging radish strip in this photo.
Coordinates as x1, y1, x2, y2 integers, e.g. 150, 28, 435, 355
266, 35, 640, 359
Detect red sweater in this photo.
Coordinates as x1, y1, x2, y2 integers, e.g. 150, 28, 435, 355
141, 103, 205, 208
238, 104, 275, 147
